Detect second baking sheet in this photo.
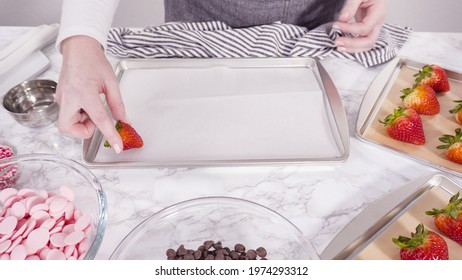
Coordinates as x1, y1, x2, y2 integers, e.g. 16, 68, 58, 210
357, 57, 462, 176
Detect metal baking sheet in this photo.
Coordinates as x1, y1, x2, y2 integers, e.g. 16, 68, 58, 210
321, 173, 462, 260
82, 57, 349, 167
356, 57, 462, 177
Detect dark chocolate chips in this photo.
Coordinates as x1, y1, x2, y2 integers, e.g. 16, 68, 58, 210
166, 240, 268, 260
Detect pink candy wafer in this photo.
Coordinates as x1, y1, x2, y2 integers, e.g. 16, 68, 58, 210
24, 228, 50, 255
46, 249, 66, 260
10, 244, 27, 260
0, 188, 17, 204
0, 216, 17, 235
11, 201, 25, 219
0, 240, 11, 254
64, 230, 84, 246
74, 214, 91, 231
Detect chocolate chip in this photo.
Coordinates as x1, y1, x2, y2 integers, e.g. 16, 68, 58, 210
177, 244, 187, 256
246, 249, 257, 260
183, 254, 194, 260
204, 240, 214, 250
166, 248, 176, 258
234, 243, 245, 253
194, 250, 202, 260
256, 247, 267, 258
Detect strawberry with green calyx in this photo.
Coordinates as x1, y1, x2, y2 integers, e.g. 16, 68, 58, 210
426, 192, 462, 243
392, 223, 449, 260
413, 64, 450, 93
379, 107, 425, 145
437, 128, 462, 164
449, 100, 462, 124
104, 120, 144, 151
400, 85, 440, 115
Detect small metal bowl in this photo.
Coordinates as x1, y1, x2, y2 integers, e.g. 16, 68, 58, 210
3, 79, 59, 127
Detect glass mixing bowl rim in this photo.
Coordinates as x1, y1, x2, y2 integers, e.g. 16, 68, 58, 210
110, 196, 319, 260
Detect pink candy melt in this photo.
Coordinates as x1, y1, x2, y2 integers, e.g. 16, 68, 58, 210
0, 187, 92, 260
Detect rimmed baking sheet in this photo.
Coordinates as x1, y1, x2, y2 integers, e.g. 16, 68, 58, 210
82, 57, 349, 167
321, 173, 462, 260
356, 57, 462, 177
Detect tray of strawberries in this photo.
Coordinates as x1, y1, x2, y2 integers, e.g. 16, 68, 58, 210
356, 57, 462, 177
321, 173, 462, 260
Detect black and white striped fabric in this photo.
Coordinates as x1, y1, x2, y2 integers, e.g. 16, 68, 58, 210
107, 21, 412, 67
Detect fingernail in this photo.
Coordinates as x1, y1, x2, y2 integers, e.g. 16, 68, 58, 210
337, 47, 347, 52
113, 144, 122, 154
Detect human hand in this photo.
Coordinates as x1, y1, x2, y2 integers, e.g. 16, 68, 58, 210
333, 0, 386, 53
56, 35, 127, 153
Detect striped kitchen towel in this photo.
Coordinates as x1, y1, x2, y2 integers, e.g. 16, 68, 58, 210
107, 21, 412, 67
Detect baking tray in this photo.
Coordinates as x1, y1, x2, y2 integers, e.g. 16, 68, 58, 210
321, 173, 462, 260
356, 57, 462, 177
82, 57, 349, 167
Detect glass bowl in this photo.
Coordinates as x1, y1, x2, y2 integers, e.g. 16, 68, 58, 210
0, 154, 107, 260
0, 140, 18, 190
110, 196, 319, 260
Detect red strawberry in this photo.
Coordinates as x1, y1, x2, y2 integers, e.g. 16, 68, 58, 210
400, 85, 440, 115
426, 192, 462, 243
413, 64, 450, 93
437, 128, 462, 164
392, 223, 449, 260
449, 100, 462, 124
104, 121, 143, 151
379, 107, 425, 145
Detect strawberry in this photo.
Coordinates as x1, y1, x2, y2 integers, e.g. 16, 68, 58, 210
426, 192, 462, 243
449, 100, 462, 124
104, 120, 143, 151
437, 128, 462, 164
413, 64, 450, 93
379, 107, 425, 145
392, 223, 449, 260
400, 85, 440, 115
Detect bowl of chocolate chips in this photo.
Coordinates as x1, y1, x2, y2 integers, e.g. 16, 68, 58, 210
110, 196, 319, 260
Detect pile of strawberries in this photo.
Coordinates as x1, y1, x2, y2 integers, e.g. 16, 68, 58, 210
392, 192, 462, 260
380, 64, 462, 164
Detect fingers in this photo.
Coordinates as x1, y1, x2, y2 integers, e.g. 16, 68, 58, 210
104, 74, 129, 124
334, 24, 381, 53
81, 96, 123, 154
333, 0, 386, 53
56, 81, 123, 154
338, 0, 363, 22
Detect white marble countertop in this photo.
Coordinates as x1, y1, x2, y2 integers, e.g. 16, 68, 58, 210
1, 26, 462, 260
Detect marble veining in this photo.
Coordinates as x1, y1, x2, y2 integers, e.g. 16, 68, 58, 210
0, 27, 461, 259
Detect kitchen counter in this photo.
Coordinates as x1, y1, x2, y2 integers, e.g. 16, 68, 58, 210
1, 26, 462, 260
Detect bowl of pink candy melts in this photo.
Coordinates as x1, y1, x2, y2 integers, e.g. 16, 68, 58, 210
0, 154, 107, 260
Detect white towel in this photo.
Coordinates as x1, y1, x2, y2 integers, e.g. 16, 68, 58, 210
107, 21, 412, 67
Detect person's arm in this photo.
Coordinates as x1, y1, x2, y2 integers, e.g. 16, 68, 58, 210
333, 0, 386, 53
56, 0, 127, 153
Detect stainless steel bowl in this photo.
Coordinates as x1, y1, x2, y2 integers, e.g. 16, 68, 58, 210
2, 79, 59, 127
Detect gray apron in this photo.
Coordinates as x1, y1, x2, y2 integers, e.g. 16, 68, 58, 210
165, 0, 346, 30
